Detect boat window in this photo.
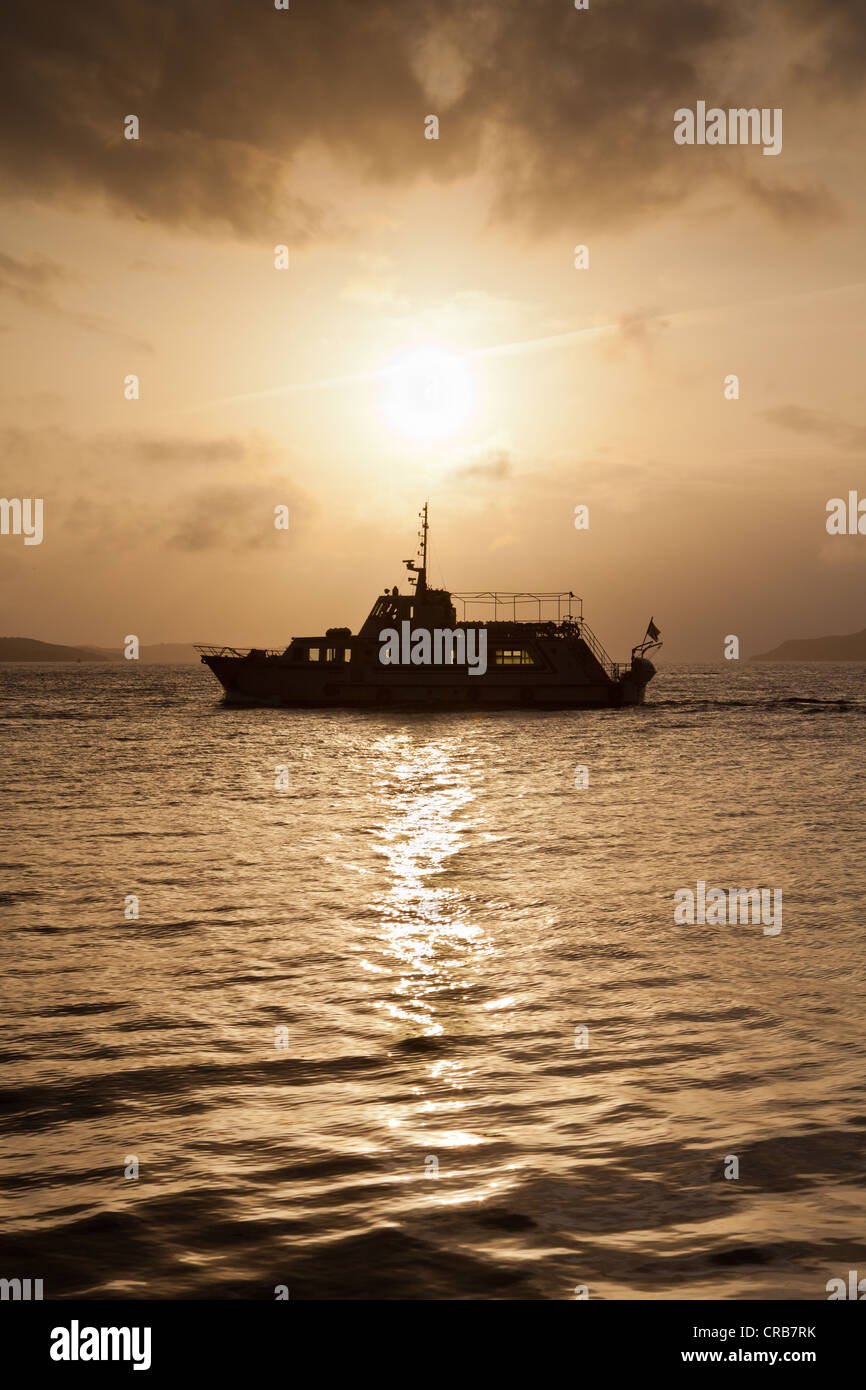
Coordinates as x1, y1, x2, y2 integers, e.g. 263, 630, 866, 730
326, 647, 337, 662
344, 648, 352, 662
308, 647, 320, 662
494, 648, 534, 665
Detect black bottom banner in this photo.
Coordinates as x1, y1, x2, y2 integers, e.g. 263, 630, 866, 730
2, 1298, 858, 1377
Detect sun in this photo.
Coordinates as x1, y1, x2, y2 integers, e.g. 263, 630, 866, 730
381, 346, 474, 442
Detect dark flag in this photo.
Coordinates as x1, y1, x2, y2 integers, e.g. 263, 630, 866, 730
647, 618, 660, 642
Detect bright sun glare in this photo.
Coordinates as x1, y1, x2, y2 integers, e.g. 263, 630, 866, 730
382, 346, 474, 442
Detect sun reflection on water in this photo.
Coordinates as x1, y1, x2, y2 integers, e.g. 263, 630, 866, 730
360, 728, 515, 1207
368, 732, 493, 1037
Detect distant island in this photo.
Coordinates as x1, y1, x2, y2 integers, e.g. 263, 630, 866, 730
751, 627, 866, 661
0, 638, 200, 664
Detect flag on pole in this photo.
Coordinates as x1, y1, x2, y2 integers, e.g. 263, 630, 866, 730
647, 618, 660, 642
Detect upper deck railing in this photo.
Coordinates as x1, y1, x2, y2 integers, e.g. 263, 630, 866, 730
452, 591, 583, 623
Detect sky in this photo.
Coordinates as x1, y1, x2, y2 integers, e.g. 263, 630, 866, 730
1, 0, 865, 660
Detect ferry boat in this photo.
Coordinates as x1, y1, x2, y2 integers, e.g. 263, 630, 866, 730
197, 506, 660, 709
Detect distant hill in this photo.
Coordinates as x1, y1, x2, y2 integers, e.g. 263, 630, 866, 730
0, 637, 115, 663
0, 637, 199, 663
751, 628, 866, 661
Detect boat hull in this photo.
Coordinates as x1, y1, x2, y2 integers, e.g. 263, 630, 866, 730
200, 653, 655, 710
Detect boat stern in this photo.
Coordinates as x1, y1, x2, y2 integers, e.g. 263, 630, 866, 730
614, 655, 656, 705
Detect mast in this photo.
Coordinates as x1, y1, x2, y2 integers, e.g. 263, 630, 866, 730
404, 501, 428, 597
419, 501, 428, 595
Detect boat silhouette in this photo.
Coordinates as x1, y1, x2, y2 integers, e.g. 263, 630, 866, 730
197, 505, 660, 708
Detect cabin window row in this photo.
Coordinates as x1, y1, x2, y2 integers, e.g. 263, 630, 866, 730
494, 648, 534, 665
294, 646, 533, 665
305, 648, 352, 662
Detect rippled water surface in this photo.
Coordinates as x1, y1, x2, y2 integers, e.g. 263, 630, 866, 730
1, 661, 864, 1299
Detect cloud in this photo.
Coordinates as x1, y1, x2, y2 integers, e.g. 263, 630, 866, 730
168, 482, 315, 551
0, 425, 315, 552
738, 173, 842, 227
0, 1, 861, 239
776, 0, 866, 91
450, 444, 512, 484
0, 249, 152, 350
122, 432, 279, 469
0, 0, 431, 238
0, 251, 74, 305
598, 309, 670, 362
763, 405, 866, 451
1, 423, 287, 475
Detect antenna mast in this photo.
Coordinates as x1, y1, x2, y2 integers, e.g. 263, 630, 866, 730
404, 502, 429, 596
